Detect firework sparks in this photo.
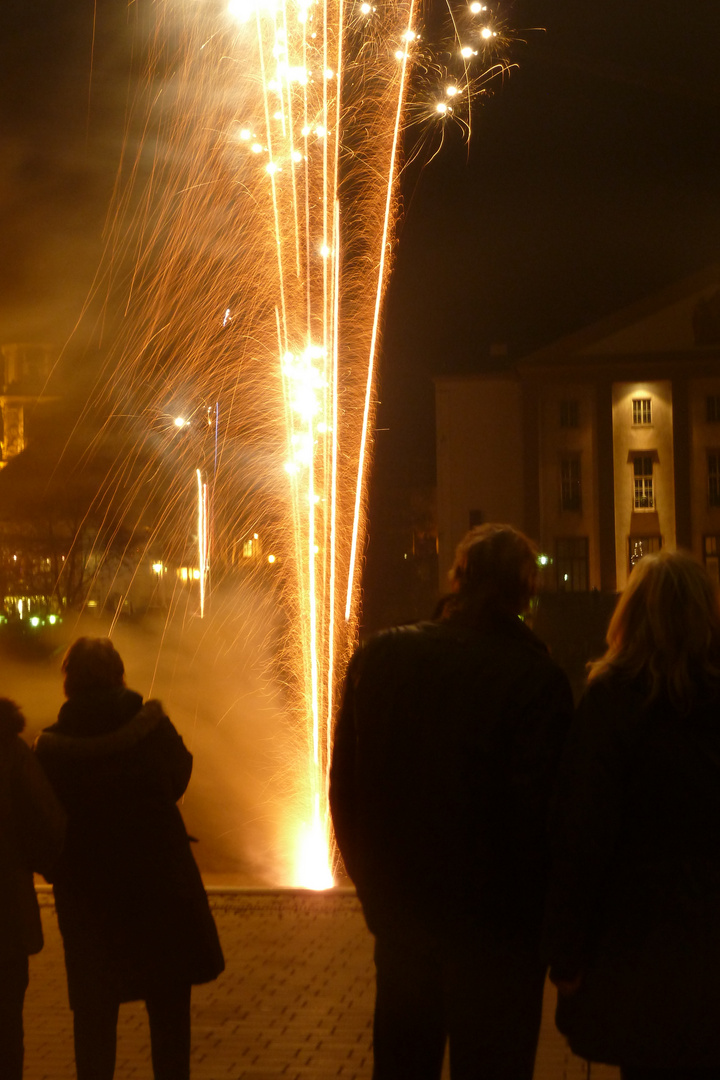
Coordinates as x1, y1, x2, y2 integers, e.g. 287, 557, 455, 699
78, 0, 514, 888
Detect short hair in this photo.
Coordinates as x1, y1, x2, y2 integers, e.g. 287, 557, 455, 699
61, 637, 125, 697
0, 698, 25, 738
588, 549, 720, 710
445, 523, 538, 618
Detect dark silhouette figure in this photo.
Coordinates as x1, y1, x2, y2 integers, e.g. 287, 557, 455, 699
330, 524, 574, 1080
0, 697, 65, 1080
545, 550, 720, 1080
34, 637, 224, 1080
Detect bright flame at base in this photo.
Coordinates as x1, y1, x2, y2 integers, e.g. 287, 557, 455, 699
293, 803, 335, 890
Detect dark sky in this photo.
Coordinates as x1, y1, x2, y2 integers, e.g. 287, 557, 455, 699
2, 0, 720, 555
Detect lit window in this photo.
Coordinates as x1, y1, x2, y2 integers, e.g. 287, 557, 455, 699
242, 539, 254, 558
556, 537, 588, 592
632, 398, 652, 425
709, 453, 720, 507
707, 396, 720, 423
629, 536, 661, 572
705, 536, 720, 584
560, 455, 582, 512
633, 456, 654, 510
559, 399, 579, 428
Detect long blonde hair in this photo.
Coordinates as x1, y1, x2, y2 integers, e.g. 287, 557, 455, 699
588, 549, 720, 711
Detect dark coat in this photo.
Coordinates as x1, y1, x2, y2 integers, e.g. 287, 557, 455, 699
545, 673, 720, 1068
34, 688, 224, 1007
0, 726, 65, 963
329, 612, 574, 947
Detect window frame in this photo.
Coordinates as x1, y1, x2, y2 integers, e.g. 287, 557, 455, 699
632, 455, 655, 511
707, 395, 720, 424
560, 453, 582, 513
559, 398, 579, 429
709, 452, 720, 508
556, 536, 589, 592
632, 397, 652, 426
628, 536, 662, 574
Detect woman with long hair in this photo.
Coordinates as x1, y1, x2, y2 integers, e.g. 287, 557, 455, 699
545, 549, 720, 1080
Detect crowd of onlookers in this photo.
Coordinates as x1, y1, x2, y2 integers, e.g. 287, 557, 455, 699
4, 523, 720, 1080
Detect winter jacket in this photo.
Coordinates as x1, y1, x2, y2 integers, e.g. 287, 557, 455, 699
0, 722, 65, 964
330, 611, 574, 946
545, 672, 720, 1067
34, 688, 224, 1006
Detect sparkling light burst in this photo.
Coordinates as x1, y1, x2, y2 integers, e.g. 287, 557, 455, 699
81, 0, 514, 888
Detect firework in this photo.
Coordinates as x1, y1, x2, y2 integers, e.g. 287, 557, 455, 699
79, 0, 513, 887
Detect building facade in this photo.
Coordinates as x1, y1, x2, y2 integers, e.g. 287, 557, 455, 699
436, 266, 720, 594
0, 343, 56, 464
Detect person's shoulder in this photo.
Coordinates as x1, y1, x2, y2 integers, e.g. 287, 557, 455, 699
355, 620, 441, 658
34, 695, 169, 761
579, 669, 645, 711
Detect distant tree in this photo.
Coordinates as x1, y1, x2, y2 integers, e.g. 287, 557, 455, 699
0, 405, 145, 611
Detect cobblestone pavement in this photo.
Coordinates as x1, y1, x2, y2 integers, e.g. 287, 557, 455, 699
24, 888, 619, 1080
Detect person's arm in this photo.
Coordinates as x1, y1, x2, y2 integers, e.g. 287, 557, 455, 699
142, 699, 193, 801
543, 678, 635, 987
16, 739, 66, 880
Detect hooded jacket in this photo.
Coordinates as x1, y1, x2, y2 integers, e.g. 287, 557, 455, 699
34, 688, 223, 1005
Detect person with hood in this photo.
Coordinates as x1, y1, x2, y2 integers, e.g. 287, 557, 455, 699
34, 637, 224, 1080
330, 523, 574, 1080
0, 696, 65, 1080
545, 549, 720, 1080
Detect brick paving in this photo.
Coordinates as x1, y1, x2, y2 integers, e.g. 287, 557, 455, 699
24, 887, 619, 1080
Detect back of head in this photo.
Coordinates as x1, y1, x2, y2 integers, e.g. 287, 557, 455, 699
444, 523, 538, 621
589, 549, 720, 710
62, 637, 125, 699
0, 698, 25, 740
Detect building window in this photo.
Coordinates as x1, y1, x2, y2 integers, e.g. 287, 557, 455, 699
629, 536, 662, 573
559, 399, 579, 428
707, 396, 720, 423
705, 536, 720, 584
556, 537, 589, 592
709, 454, 720, 507
560, 455, 582, 512
632, 398, 652, 425
633, 456, 654, 510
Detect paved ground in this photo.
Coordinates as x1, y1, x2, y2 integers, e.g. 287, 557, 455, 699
24, 888, 620, 1080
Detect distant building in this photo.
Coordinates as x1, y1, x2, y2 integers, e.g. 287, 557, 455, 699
0, 343, 55, 465
436, 265, 720, 595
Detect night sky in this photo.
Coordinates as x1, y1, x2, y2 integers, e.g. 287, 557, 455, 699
2, 0, 720, 616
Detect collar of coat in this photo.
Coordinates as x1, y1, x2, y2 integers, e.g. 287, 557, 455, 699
34, 700, 168, 761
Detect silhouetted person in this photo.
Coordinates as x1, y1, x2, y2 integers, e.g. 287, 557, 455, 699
545, 550, 720, 1080
0, 697, 65, 1080
34, 637, 224, 1080
330, 524, 574, 1080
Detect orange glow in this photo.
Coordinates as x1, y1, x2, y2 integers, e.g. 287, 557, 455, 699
76, 0, 515, 889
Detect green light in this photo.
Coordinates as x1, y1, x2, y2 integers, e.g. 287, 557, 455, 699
30, 617, 40, 628
48, 615, 57, 625
537, 553, 550, 567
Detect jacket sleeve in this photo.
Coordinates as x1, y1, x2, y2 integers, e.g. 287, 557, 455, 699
16, 739, 66, 881
329, 649, 362, 882
543, 678, 634, 981
144, 700, 193, 801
